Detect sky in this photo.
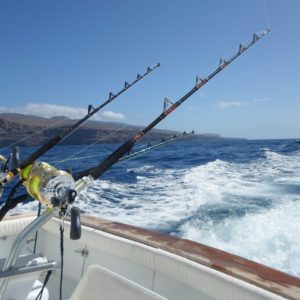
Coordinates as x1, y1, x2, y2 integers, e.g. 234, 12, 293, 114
0, 0, 299, 139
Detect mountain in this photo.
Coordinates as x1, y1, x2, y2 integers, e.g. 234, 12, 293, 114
0, 113, 221, 147
0, 113, 180, 147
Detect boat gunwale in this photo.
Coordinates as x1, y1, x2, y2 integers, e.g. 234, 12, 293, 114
80, 214, 300, 300
3, 212, 300, 299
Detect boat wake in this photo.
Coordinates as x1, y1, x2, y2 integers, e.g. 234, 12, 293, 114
9, 142, 300, 277
78, 148, 300, 276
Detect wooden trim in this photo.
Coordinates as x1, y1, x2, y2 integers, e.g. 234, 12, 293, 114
4, 213, 300, 299
81, 215, 300, 300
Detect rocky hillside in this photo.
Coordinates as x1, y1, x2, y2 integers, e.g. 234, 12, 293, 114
0, 113, 184, 147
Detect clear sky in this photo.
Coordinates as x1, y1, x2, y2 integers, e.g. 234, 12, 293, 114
0, 0, 299, 139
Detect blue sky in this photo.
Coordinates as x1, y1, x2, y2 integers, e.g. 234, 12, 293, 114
0, 0, 299, 139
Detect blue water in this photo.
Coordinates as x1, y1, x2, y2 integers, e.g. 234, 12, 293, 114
2, 138, 300, 277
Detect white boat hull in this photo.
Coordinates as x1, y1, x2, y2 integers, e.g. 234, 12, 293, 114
1, 213, 299, 299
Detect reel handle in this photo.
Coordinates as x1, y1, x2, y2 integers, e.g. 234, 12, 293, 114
70, 206, 81, 240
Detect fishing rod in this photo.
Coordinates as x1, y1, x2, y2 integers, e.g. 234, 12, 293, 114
0, 29, 269, 223
0, 117, 71, 153
75, 29, 270, 181
118, 131, 194, 162
0, 131, 194, 221
48, 131, 194, 165
0, 63, 160, 197
0, 30, 270, 300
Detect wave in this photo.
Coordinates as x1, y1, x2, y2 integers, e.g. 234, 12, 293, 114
78, 149, 300, 276
6, 140, 300, 276
178, 200, 300, 277
78, 165, 194, 232
175, 150, 300, 276
279, 139, 300, 153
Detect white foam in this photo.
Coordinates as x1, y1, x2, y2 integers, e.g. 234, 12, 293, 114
8, 148, 300, 277
78, 165, 199, 230
179, 200, 300, 276
176, 150, 300, 276
78, 150, 300, 276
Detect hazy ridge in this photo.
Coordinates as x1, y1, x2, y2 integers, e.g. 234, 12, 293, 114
0, 113, 220, 147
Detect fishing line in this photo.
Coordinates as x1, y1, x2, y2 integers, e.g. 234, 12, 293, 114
51, 124, 129, 165
33, 202, 42, 254
35, 270, 52, 300
221, 33, 255, 66
0, 31, 269, 222
0, 63, 160, 193
75, 29, 270, 181
0, 117, 69, 153
264, 0, 270, 30
0, 179, 25, 221
50, 132, 185, 165
59, 222, 64, 300
196, 32, 252, 89
51, 114, 92, 147
51, 153, 104, 163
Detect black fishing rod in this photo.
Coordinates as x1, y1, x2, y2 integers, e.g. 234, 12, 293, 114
0, 63, 160, 195
47, 131, 194, 164
0, 29, 270, 222
71, 130, 194, 165
75, 29, 270, 181
118, 131, 194, 162
0, 131, 194, 221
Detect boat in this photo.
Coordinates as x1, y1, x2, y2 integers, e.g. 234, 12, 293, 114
2, 29, 295, 299
1, 211, 300, 300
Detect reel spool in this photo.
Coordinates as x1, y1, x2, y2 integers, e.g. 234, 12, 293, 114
20, 162, 81, 239
20, 162, 76, 208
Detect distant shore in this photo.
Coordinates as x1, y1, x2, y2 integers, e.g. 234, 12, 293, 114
0, 113, 222, 147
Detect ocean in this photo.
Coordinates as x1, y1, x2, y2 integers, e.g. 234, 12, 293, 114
1, 138, 300, 277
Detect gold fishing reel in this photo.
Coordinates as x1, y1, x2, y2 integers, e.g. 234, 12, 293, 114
20, 162, 77, 209
19, 161, 82, 239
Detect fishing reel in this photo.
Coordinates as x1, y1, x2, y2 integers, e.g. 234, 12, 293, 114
20, 162, 76, 208
20, 161, 82, 239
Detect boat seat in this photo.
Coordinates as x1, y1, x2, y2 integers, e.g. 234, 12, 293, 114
69, 265, 168, 300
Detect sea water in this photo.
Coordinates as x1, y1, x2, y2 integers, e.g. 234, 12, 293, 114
2, 138, 300, 277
